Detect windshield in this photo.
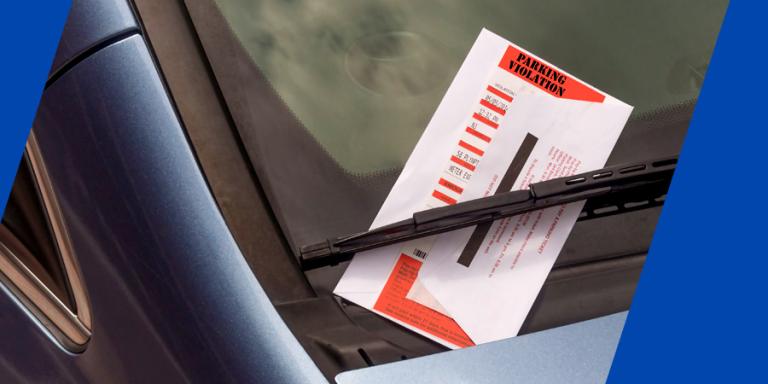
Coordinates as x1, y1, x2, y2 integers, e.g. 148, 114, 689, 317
179, 1, 727, 377
199, 0, 727, 253
214, 0, 724, 173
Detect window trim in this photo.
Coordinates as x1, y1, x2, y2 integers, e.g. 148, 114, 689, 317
0, 132, 91, 351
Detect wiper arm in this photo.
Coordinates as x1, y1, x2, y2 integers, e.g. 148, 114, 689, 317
300, 155, 677, 271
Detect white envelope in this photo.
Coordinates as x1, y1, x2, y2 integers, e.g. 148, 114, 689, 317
334, 29, 632, 348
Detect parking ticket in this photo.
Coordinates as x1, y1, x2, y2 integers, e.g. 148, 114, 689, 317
333, 29, 632, 348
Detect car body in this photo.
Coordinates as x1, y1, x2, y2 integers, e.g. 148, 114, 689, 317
0, 0, 725, 382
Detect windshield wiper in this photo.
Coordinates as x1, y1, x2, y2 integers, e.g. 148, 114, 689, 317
300, 155, 677, 271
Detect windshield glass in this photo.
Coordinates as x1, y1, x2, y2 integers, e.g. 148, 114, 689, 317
200, 0, 727, 252
214, 0, 725, 173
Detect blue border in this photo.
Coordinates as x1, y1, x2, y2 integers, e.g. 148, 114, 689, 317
609, 2, 768, 381
0, 2, 71, 215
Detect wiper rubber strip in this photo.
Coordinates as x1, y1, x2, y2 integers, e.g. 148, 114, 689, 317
299, 155, 677, 271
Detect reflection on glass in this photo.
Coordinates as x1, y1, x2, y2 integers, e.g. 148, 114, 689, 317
215, 0, 727, 173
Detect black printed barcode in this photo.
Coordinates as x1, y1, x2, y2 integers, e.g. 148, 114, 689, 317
412, 248, 428, 260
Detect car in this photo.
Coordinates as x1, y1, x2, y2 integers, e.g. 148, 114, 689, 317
0, 0, 727, 382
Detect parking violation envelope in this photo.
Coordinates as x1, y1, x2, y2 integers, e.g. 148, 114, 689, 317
333, 29, 632, 348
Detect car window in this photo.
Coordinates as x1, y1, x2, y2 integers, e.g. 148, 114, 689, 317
196, 0, 727, 254
180, 2, 726, 376
214, 0, 726, 173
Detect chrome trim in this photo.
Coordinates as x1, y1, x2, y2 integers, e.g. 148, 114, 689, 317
0, 132, 92, 350
0, 232, 90, 349
26, 132, 92, 330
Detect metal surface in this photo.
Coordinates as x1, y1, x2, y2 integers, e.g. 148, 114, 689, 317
130, 0, 316, 303
0, 226, 90, 349
48, 0, 137, 78
26, 132, 93, 332
0, 35, 325, 383
337, 312, 627, 384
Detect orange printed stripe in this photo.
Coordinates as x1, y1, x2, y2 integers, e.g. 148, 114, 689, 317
487, 85, 513, 102
473, 113, 499, 129
458, 140, 484, 156
497, 46, 605, 103
480, 99, 506, 115
432, 190, 457, 205
451, 155, 476, 171
374, 255, 474, 348
439, 178, 464, 194
465, 127, 491, 142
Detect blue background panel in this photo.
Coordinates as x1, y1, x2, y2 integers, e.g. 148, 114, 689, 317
608, 2, 768, 382
0, 2, 71, 216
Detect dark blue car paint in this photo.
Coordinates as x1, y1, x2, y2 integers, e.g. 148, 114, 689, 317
48, 0, 137, 78
0, 35, 324, 383
0, 0, 627, 382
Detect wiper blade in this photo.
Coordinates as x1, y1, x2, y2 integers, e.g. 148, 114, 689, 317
300, 156, 677, 271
